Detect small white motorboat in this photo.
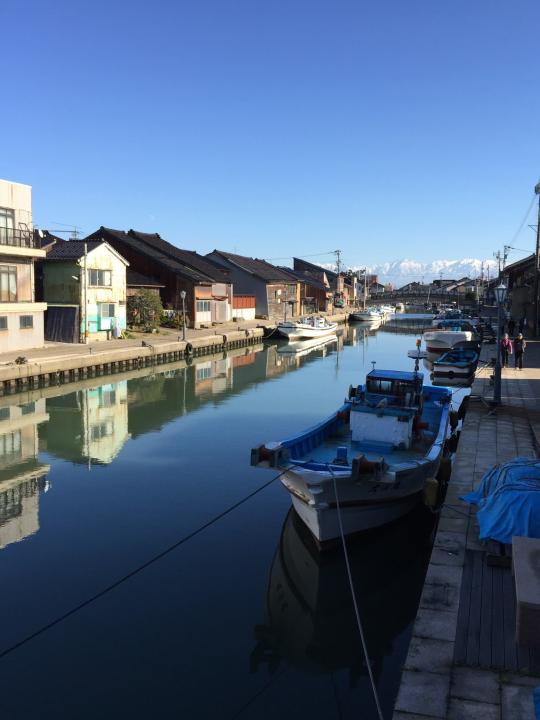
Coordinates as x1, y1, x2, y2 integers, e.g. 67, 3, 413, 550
423, 327, 474, 356
349, 309, 382, 326
277, 316, 338, 340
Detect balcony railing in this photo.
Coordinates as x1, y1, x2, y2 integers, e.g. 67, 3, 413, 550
0, 227, 37, 249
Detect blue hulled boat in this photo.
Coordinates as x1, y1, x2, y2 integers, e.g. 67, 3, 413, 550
251, 369, 452, 542
432, 348, 479, 384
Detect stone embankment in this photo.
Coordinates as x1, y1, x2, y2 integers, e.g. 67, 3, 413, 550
0, 329, 265, 396
393, 340, 540, 720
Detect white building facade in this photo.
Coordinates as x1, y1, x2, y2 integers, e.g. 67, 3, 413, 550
0, 180, 46, 353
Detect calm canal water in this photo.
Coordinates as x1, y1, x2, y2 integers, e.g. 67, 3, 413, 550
0, 323, 441, 719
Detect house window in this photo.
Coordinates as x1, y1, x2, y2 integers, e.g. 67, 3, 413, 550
20, 402, 35, 415
19, 315, 33, 329
90, 421, 114, 441
99, 304, 115, 318
0, 430, 22, 460
88, 269, 112, 287
0, 265, 17, 302
0, 316, 7, 330
98, 389, 116, 408
0, 209, 15, 245
0, 408, 10, 422
196, 300, 211, 313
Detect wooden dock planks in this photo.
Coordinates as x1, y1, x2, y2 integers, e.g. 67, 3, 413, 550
455, 549, 540, 676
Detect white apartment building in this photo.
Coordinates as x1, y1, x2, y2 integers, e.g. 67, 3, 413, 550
0, 179, 46, 353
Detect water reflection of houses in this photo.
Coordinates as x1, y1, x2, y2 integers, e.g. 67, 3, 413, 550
41, 382, 130, 464
0, 399, 50, 549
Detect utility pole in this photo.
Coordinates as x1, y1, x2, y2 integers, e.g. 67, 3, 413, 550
334, 249, 342, 275
363, 268, 367, 310
494, 250, 503, 280
83, 242, 88, 343
535, 182, 540, 336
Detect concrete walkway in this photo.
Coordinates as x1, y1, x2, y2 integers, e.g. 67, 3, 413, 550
393, 340, 540, 720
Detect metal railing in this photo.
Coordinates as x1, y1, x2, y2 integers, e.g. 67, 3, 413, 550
0, 227, 36, 249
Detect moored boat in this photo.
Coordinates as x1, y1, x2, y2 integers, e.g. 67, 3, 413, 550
251, 368, 452, 542
423, 321, 477, 356
277, 316, 337, 340
349, 309, 382, 326
432, 348, 479, 384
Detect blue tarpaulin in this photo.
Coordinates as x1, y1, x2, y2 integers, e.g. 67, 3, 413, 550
460, 458, 540, 544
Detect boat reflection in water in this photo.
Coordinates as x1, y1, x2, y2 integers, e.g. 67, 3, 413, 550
277, 334, 338, 359
251, 507, 434, 715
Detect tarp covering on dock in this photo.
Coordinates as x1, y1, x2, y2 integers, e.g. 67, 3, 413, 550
461, 457, 540, 545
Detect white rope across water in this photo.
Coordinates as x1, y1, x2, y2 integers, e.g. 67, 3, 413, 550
328, 465, 385, 720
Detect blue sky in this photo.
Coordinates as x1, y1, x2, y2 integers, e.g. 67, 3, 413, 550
2, 0, 539, 270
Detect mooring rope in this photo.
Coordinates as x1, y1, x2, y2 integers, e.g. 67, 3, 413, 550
328, 465, 385, 720
0, 469, 287, 661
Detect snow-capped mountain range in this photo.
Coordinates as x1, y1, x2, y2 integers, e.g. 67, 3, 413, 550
323, 258, 498, 285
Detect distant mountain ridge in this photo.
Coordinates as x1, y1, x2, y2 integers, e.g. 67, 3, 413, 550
321, 258, 498, 285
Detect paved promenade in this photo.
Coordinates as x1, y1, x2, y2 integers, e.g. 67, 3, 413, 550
394, 339, 540, 720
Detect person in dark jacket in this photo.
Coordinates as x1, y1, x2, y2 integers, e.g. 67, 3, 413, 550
500, 333, 513, 368
508, 318, 516, 336
514, 333, 527, 370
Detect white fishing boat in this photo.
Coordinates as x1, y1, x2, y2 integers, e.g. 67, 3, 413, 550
423, 327, 474, 356
349, 309, 382, 325
277, 316, 337, 340
251, 368, 452, 542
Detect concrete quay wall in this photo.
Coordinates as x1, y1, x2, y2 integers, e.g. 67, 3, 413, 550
0, 328, 265, 396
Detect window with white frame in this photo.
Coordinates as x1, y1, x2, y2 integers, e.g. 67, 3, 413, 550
0, 266, 17, 302
99, 303, 115, 318
88, 269, 112, 287
19, 315, 33, 329
0, 208, 14, 229
196, 300, 211, 313
0, 316, 7, 330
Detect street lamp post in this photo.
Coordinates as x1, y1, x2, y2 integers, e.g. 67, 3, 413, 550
493, 282, 507, 405
180, 290, 187, 341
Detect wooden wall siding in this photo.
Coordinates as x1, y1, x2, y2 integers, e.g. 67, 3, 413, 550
266, 283, 297, 320
233, 295, 256, 309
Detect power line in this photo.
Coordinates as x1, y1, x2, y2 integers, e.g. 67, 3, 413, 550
0, 471, 284, 662
264, 250, 338, 261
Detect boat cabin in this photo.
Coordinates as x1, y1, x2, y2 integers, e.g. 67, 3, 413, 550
435, 320, 475, 332
350, 370, 424, 449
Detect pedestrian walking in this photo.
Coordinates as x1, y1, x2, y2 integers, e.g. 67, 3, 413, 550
500, 333, 513, 368
514, 333, 527, 370
518, 316, 527, 333
508, 318, 515, 336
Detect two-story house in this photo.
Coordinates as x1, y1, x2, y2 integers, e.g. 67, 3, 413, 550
84, 228, 233, 328
0, 179, 47, 353
41, 239, 129, 342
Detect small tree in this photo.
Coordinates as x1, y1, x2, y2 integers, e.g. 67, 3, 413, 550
127, 290, 163, 331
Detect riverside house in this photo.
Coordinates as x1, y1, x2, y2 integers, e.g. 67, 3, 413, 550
85, 228, 233, 328
0, 179, 47, 353
207, 250, 299, 321
41, 240, 129, 342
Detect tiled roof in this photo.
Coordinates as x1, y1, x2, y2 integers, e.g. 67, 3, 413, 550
293, 257, 337, 280
45, 240, 104, 260
276, 266, 328, 291
86, 227, 209, 283
211, 250, 297, 283
128, 230, 228, 282
126, 269, 164, 287
33, 229, 66, 248
85, 227, 227, 284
